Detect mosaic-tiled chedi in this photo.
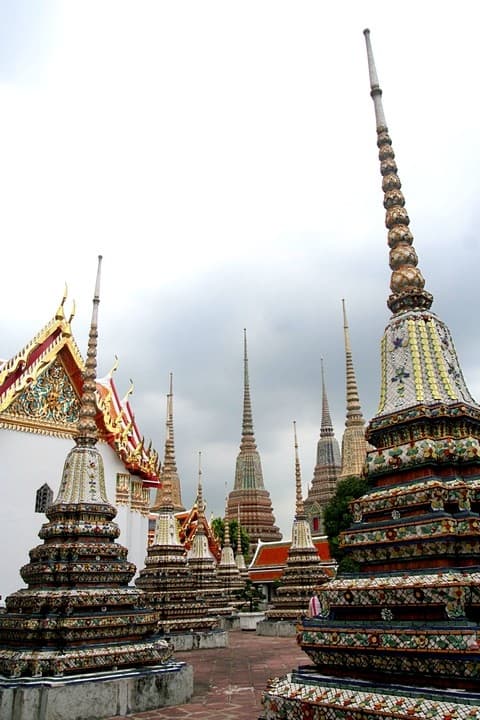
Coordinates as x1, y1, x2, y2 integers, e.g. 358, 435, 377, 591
266, 423, 328, 622
0, 258, 171, 678
216, 496, 245, 600
187, 458, 234, 618
304, 360, 341, 534
227, 329, 281, 553
296, 31, 480, 693
136, 457, 217, 634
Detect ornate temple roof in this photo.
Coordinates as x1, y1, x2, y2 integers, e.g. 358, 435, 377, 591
0, 290, 160, 486
249, 537, 334, 583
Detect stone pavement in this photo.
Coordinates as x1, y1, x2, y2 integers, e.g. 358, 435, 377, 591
109, 629, 307, 720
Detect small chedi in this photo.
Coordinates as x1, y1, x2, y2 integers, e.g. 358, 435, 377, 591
216, 494, 245, 601
0, 258, 172, 681
264, 422, 328, 624
304, 361, 341, 534
187, 455, 235, 619
136, 427, 218, 636
227, 329, 282, 552
263, 31, 480, 719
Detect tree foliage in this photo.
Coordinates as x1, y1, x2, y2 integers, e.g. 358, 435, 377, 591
324, 475, 368, 572
211, 517, 250, 557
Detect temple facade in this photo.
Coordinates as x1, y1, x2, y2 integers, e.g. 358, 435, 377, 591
263, 30, 480, 719
304, 361, 341, 534
227, 330, 281, 553
0, 292, 159, 602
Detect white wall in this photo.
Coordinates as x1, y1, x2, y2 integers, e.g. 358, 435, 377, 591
0, 429, 149, 602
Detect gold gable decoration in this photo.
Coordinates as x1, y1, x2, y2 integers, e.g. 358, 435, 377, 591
1, 358, 80, 438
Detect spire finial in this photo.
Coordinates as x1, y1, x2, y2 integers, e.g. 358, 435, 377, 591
363, 30, 433, 315
197, 451, 204, 517
293, 421, 304, 518
320, 358, 334, 437
240, 328, 256, 448
342, 299, 365, 428
76, 255, 102, 446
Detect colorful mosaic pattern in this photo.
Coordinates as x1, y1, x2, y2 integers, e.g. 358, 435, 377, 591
262, 676, 480, 720
376, 311, 475, 419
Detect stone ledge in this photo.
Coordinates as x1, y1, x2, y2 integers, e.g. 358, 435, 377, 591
256, 620, 296, 637
166, 629, 228, 651
0, 662, 192, 720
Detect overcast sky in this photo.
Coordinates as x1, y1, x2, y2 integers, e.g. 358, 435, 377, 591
1, 2, 479, 539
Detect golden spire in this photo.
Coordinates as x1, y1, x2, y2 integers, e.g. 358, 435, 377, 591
240, 328, 255, 449
342, 299, 365, 429
75, 256, 102, 447
363, 29, 433, 315
293, 421, 304, 519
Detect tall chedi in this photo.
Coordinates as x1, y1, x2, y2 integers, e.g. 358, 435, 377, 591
263, 32, 480, 720
339, 299, 369, 479
151, 372, 185, 513
264, 422, 328, 624
304, 359, 341, 533
0, 258, 190, 719
227, 329, 281, 553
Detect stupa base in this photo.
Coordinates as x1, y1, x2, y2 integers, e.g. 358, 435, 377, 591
256, 619, 297, 637
0, 661, 193, 720
165, 629, 228, 651
261, 668, 480, 720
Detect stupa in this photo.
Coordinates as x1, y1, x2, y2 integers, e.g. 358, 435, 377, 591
136, 441, 220, 649
339, 299, 369, 479
261, 422, 328, 632
304, 360, 341, 533
216, 492, 245, 600
187, 455, 234, 620
0, 258, 192, 719
262, 31, 480, 719
227, 329, 281, 553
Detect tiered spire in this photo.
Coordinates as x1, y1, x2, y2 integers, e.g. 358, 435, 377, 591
265, 423, 327, 622
0, 257, 170, 678
151, 373, 184, 512
136, 447, 217, 634
227, 330, 281, 551
304, 360, 341, 533
187, 454, 234, 617
292, 30, 480, 699
339, 299, 368, 479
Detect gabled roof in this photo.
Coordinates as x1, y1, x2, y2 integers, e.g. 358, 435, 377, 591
0, 294, 160, 486
174, 505, 221, 561
248, 536, 336, 582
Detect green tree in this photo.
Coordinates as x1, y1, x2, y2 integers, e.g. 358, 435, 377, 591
324, 475, 368, 573
234, 579, 264, 612
211, 517, 250, 558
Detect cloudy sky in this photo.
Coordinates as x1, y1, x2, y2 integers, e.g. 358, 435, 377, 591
1, 1, 479, 538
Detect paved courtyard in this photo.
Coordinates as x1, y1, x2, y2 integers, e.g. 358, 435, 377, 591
109, 630, 306, 720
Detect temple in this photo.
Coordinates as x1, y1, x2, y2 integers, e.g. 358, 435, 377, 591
339, 299, 369, 479
0, 258, 190, 718
227, 329, 281, 552
262, 30, 480, 719
0, 289, 159, 602
304, 360, 341, 533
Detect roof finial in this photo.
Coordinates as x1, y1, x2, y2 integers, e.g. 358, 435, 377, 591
75, 255, 102, 446
293, 421, 304, 518
363, 29, 433, 315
